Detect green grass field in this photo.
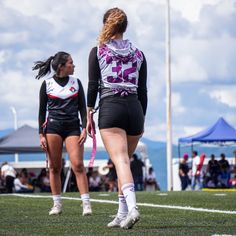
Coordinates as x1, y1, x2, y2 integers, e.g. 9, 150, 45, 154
0, 191, 236, 236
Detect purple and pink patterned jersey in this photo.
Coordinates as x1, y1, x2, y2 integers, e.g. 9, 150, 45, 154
97, 39, 143, 98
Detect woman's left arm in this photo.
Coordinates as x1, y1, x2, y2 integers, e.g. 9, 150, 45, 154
137, 52, 148, 116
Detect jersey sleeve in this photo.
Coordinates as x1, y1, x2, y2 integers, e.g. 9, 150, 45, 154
87, 47, 100, 108
137, 52, 148, 116
77, 79, 87, 128
38, 81, 47, 134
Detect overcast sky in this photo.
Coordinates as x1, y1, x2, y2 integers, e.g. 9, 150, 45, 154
1, 0, 236, 143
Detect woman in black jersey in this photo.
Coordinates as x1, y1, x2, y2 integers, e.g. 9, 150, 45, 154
87, 8, 147, 229
33, 51, 92, 216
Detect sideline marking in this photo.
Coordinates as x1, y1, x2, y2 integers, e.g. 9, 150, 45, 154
1, 193, 236, 215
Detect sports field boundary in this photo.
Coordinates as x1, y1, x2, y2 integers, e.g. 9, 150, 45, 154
1, 193, 236, 215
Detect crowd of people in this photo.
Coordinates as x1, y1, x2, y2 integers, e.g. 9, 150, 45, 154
179, 150, 236, 190
0, 153, 159, 194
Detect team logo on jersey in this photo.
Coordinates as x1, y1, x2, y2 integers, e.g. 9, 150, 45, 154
69, 87, 76, 92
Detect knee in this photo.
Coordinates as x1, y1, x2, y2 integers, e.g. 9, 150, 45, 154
73, 162, 85, 174
49, 166, 61, 175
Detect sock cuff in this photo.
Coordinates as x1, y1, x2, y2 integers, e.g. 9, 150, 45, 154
121, 183, 134, 192
81, 193, 90, 201
52, 195, 61, 201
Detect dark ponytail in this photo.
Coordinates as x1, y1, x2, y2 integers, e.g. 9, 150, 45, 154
32, 56, 54, 80
33, 51, 70, 80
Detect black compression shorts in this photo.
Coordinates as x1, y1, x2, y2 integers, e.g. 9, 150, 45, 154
98, 95, 144, 135
45, 118, 81, 140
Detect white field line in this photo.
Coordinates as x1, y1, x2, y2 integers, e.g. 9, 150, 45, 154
1, 193, 236, 215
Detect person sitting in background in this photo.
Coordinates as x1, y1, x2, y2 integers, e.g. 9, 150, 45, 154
145, 167, 159, 191
0, 162, 16, 193
89, 170, 101, 192
179, 153, 190, 190
14, 173, 34, 193
37, 168, 51, 192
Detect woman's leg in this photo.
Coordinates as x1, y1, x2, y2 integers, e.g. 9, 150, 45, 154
65, 136, 88, 194
46, 134, 63, 215
100, 128, 132, 186
100, 128, 140, 229
46, 134, 63, 194
65, 135, 91, 216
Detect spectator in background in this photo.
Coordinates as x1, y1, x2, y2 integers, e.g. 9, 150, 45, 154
37, 168, 51, 192
145, 167, 159, 191
130, 153, 144, 191
219, 153, 230, 173
0, 162, 16, 193
179, 153, 190, 190
206, 154, 220, 187
218, 153, 230, 187
191, 151, 204, 190
106, 158, 117, 192
14, 173, 34, 193
231, 150, 236, 176
89, 170, 101, 192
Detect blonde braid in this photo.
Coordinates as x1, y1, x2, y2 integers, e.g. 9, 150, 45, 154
98, 8, 127, 45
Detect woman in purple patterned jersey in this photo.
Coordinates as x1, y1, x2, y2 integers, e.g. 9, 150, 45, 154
87, 8, 147, 229
33, 51, 92, 216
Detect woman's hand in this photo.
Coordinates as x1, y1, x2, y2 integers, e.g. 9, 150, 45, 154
86, 108, 96, 138
78, 128, 87, 145
40, 134, 47, 152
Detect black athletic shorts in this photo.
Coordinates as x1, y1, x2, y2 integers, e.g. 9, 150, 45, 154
45, 118, 81, 140
98, 94, 144, 135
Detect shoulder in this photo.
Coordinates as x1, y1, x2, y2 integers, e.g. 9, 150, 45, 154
89, 46, 98, 57
44, 77, 54, 86
130, 43, 145, 61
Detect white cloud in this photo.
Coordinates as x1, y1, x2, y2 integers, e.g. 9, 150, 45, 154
183, 125, 205, 137
172, 93, 186, 115
206, 86, 236, 108
215, 0, 236, 16
172, 54, 207, 82
0, 32, 29, 45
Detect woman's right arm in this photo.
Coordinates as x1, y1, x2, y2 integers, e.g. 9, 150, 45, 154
87, 47, 100, 135
38, 81, 48, 151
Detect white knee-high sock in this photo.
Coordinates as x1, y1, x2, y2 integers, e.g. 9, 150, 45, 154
121, 183, 136, 212
117, 195, 128, 218
52, 195, 61, 205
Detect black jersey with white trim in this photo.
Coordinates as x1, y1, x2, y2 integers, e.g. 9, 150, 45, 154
38, 75, 86, 134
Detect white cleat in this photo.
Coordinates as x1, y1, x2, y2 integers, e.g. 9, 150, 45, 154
82, 201, 92, 216
120, 207, 140, 229
107, 215, 126, 228
49, 203, 62, 216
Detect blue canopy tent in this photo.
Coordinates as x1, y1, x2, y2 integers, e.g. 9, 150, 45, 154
178, 117, 236, 157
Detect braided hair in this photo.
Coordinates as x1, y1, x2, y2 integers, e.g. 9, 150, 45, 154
98, 7, 128, 45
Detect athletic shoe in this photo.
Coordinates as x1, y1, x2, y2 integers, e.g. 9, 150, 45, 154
82, 201, 92, 216
120, 207, 140, 229
49, 203, 62, 215
107, 215, 126, 228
